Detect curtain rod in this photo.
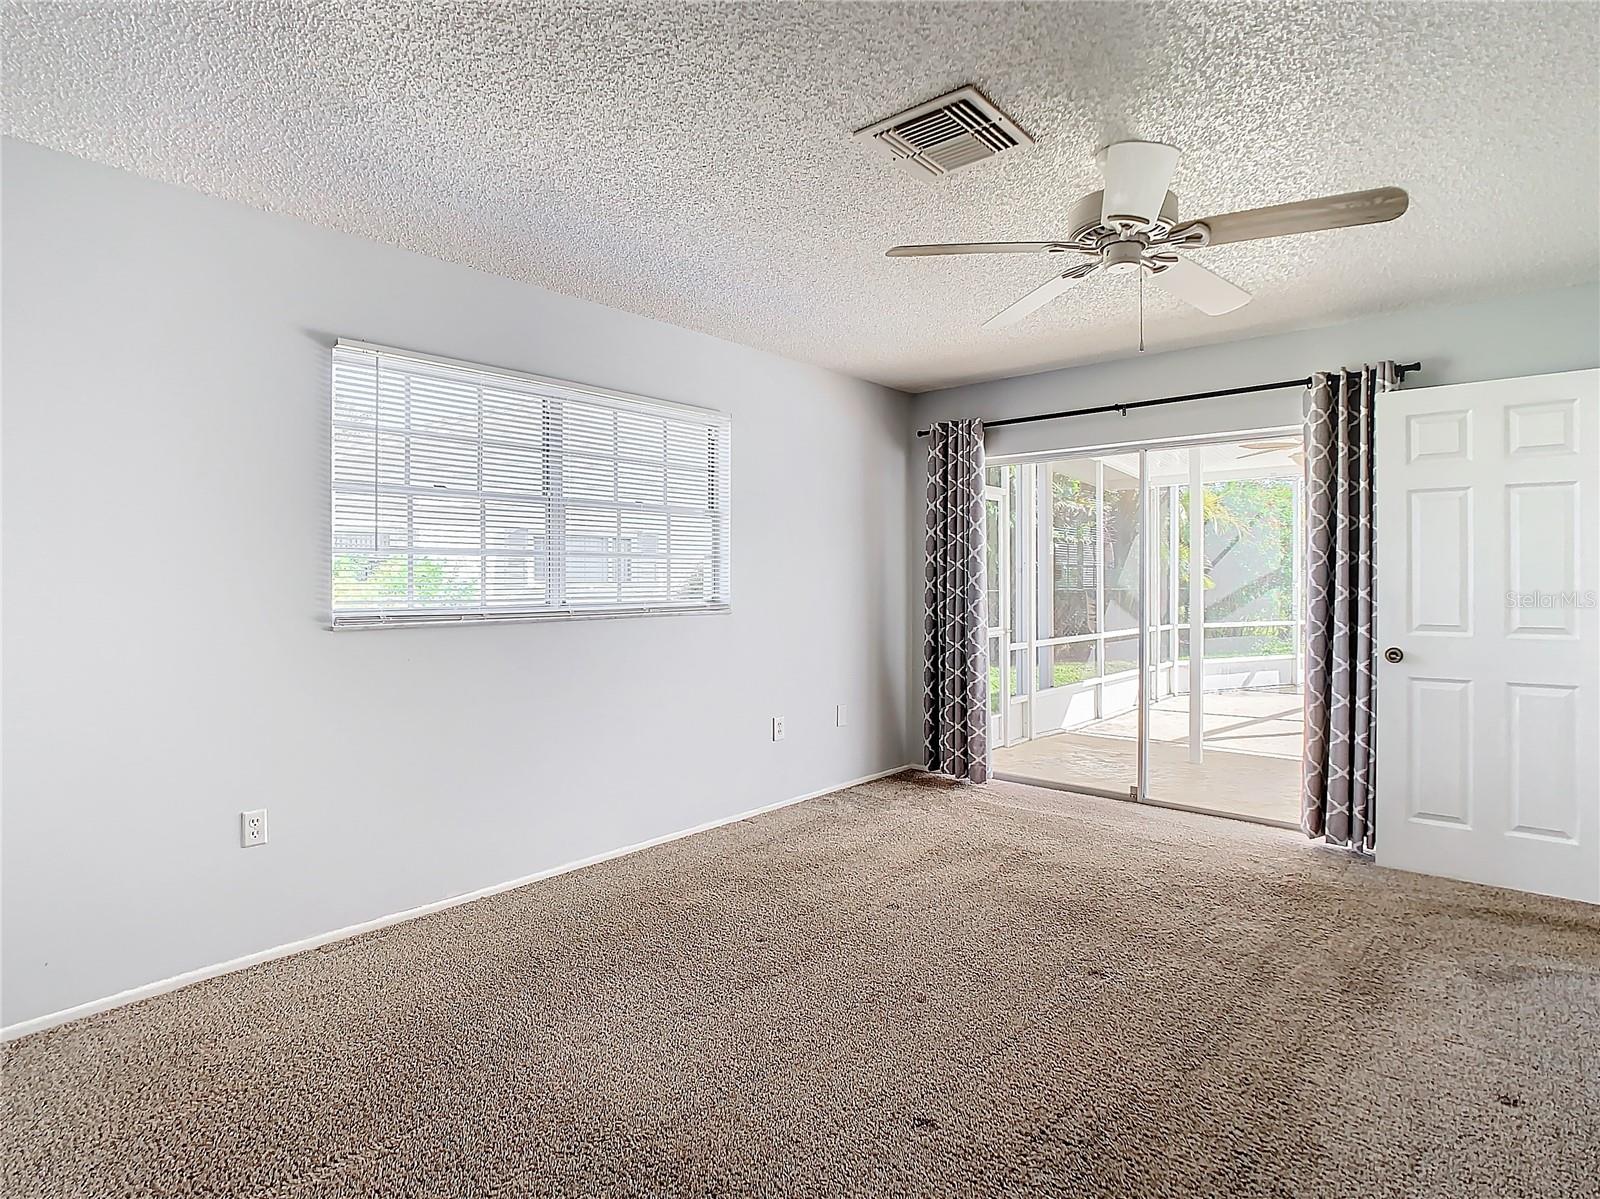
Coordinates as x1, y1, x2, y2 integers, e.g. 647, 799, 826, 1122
914, 362, 1422, 438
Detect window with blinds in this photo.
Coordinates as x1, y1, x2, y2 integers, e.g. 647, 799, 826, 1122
330, 341, 731, 628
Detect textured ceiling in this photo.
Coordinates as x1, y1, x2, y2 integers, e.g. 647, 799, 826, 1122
4, 2, 1598, 392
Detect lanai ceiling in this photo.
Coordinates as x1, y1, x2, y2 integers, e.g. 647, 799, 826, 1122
4, 1, 1597, 392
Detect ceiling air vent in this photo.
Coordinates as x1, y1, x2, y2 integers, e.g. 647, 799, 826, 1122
854, 85, 1034, 181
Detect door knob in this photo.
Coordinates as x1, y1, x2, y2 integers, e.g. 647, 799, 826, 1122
1384, 647, 1404, 664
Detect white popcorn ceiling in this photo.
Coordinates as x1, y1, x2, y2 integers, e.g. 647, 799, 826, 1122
4, 1, 1597, 393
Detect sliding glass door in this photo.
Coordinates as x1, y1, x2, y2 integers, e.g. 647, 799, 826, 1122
987, 433, 1305, 826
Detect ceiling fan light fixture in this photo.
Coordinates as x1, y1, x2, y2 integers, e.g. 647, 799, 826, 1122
1096, 141, 1180, 227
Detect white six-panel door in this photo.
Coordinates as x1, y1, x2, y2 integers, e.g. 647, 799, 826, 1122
1375, 370, 1599, 904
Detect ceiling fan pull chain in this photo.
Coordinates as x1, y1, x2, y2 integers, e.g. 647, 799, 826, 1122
1138, 266, 1145, 353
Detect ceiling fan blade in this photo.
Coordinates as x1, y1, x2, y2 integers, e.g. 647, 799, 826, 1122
1150, 256, 1251, 315
1097, 141, 1180, 226
1190, 187, 1409, 246
984, 263, 1101, 327
886, 242, 1078, 257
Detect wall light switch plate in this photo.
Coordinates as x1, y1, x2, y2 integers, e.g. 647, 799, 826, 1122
240, 809, 267, 848
772, 716, 785, 742
836, 704, 848, 728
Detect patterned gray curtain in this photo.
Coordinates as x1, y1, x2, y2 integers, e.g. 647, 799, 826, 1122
924, 419, 989, 783
1302, 362, 1397, 850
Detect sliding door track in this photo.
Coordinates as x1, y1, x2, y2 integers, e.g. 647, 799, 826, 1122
993, 771, 1299, 833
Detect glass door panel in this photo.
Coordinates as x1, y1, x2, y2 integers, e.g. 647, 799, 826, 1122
1140, 438, 1305, 825
988, 453, 1143, 797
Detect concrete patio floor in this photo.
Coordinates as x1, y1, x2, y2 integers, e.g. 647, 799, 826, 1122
993, 689, 1302, 825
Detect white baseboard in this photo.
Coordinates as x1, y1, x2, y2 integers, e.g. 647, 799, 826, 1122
2, 764, 916, 1043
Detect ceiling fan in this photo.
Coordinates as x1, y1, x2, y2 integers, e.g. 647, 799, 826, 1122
1239, 438, 1305, 467
886, 141, 1408, 329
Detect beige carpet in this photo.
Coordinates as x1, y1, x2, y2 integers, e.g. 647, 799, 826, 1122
5, 773, 1599, 1198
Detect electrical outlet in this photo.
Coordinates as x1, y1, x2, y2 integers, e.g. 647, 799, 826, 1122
240, 809, 267, 848
772, 715, 785, 742
836, 704, 848, 728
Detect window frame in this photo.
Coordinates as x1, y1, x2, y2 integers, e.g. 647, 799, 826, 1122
328, 339, 732, 630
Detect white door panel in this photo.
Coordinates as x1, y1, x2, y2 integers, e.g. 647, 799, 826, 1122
1376, 370, 1599, 903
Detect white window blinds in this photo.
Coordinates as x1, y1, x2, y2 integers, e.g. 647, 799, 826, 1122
330, 341, 731, 628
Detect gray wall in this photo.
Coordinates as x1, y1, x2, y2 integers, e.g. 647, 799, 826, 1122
914, 284, 1600, 459
1, 140, 913, 1027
